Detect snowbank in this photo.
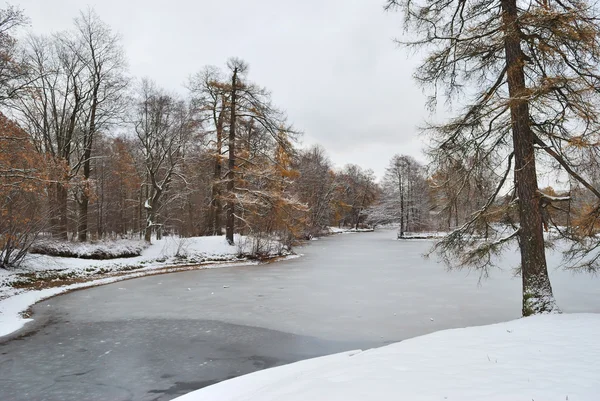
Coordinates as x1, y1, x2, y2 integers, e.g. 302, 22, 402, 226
29, 239, 146, 259
328, 226, 374, 234
0, 234, 293, 338
175, 314, 600, 401
10, 234, 287, 279
398, 231, 448, 239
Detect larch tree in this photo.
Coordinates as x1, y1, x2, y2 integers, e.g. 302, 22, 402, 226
386, 0, 600, 315
220, 58, 300, 245
225, 59, 245, 244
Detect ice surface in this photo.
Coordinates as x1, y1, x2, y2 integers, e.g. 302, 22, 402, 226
175, 314, 600, 401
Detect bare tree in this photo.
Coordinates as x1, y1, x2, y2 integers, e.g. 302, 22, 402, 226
370, 155, 429, 235
0, 5, 29, 105
11, 33, 88, 239
8, 10, 127, 241
69, 9, 128, 241
429, 155, 495, 230
386, 0, 600, 315
337, 165, 377, 229
132, 79, 194, 243
188, 66, 228, 235
293, 145, 339, 236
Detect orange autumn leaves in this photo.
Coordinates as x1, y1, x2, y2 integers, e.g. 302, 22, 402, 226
0, 112, 52, 264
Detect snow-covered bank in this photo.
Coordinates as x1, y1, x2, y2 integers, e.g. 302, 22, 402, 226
328, 226, 374, 234
0, 235, 294, 338
175, 314, 600, 401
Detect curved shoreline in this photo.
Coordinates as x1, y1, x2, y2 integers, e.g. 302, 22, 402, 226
0, 254, 300, 340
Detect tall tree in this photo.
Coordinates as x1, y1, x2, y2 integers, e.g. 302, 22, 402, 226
188, 67, 228, 236
218, 58, 299, 245
13, 34, 87, 239
0, 6, 28, 104
132, 79, 194, 243
10, 10, 127, 241
225, 59, 245, 244
70, 9, 128, 241
386, 0, 600, 315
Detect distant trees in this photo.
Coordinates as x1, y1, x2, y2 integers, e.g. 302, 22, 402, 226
428, 156, 495, 231
369, 155, 429, 235
386, 0, 600, 315
337, 165, 377, 229
293, 145, 339, 236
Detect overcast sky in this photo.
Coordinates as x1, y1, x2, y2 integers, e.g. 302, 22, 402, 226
16, 0, 430, 180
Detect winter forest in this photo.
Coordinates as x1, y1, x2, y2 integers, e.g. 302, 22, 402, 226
2, 0, 600, 400
0, 7, 489, 265
2, 4, 600, 274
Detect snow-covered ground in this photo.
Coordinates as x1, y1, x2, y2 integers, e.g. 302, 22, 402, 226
175, 313, 600, 401
328, 226, 374, 234
0, 234, 293, 337
29, 238, 146, 259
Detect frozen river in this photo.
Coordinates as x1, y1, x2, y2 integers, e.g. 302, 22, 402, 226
1, 229, 598, 400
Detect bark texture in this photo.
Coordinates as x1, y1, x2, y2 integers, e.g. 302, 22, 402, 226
501, 0, 558, 315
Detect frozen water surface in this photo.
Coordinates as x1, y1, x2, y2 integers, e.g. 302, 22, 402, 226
0, 229, 598, 400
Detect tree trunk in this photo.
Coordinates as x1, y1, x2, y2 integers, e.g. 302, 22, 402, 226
226, 67, 238, 245
209, 99, 225, 235
77, 89, 98, 242
399, 179, 405, 238
144, 209, 153, 243
78, 197, 89, 242
56, 182, 69, 240
501, 0, 558, 315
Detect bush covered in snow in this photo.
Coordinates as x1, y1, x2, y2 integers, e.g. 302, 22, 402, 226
29, 239, 147, 259
236, 235, 291, 259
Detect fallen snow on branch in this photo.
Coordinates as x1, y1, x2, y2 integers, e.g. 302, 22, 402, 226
538, 190, 571, 202
175, 313, 600, 401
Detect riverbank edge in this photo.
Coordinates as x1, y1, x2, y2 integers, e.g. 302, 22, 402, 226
0, 253, 300, 340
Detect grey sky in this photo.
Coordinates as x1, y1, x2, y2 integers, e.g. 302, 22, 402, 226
17, 0, 429, 180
